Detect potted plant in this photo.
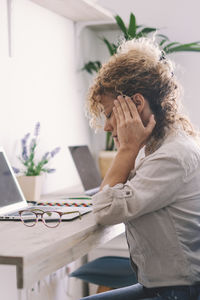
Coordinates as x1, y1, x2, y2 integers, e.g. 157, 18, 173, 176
83, 12, 200, 177
13, 122, 60, 201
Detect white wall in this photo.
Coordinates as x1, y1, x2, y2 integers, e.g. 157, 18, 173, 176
0, 0, 92, 194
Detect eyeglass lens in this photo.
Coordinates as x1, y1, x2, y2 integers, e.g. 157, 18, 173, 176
43, 211, 61, 228
20, 211, 37, 227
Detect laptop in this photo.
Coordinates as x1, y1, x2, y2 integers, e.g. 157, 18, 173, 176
68, 145, 102, 196
0, 147, 92, 221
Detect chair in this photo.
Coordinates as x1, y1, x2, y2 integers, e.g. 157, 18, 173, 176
69, 256, 137, 293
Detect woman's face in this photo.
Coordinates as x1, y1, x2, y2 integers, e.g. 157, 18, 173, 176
101, 94, 118, 145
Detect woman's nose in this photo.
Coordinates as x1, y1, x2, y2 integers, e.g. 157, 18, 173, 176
104, 119, 112, 132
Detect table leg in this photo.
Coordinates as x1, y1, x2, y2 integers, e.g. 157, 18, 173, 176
81, 255, 89, 297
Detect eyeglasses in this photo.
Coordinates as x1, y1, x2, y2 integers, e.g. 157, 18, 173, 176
19, 208, 81, 228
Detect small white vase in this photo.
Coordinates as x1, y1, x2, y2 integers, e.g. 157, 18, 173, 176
17, 175, 43, 202
98, 150, 117, 178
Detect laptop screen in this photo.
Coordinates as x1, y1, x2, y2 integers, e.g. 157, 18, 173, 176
0, 149, 27, 215
69, 145, 102, 191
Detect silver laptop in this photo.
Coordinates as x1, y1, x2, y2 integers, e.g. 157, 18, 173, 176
68, 145, 102, 196
0, 147, 91, 221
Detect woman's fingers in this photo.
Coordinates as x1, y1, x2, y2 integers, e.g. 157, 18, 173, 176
114, 98, 124, 124
114, 96, 133, 123
113, 106, 120, 123
124, 96, 140, 120
115, 96, 140, 121
118, 96, 132, 119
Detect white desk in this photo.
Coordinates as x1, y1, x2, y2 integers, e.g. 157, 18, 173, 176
0, 190, 125, 299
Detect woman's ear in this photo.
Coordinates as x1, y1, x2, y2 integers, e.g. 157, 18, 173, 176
131, 93, 145, 114
131, 93, 152, 126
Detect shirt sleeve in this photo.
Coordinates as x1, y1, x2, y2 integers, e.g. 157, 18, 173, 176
92, 153, 186, 225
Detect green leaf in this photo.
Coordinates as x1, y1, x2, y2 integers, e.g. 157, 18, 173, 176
167, 47, 200, 53
165, 42, 200, 53
157, 34, 170, 47
105, 132, 115, 151
157, 34, 169, 40
115, 15, 129, 39
128, 13, 136, 38
136, 27, 157, 38
29, 152, 34, 162
82, 61, 102, 74
159, 39, 168, 47
111, 137, 115, 151
112, 43, 118, 54
163, 42, 181, 52
102, 38, 117, 55
106, 132, 111, 151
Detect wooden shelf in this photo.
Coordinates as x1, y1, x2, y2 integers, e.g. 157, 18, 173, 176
31, 0, 114, 22
87, 21, 118, 31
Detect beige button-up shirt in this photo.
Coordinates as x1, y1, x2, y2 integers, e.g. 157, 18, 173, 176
92, 130, 200, 288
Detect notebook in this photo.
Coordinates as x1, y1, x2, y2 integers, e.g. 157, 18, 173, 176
0, 147, 91, 221
68, 145, 102, 196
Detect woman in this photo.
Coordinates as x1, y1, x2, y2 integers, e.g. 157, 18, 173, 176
82, 37, 200, 299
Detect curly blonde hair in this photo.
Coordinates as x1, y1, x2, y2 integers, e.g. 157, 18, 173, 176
87, 37, 198, 146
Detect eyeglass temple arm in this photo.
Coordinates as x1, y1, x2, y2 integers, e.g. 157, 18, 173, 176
62, 211, 82, 219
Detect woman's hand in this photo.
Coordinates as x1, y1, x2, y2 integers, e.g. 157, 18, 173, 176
113, 95, 156, 153
100, 95, 156, 189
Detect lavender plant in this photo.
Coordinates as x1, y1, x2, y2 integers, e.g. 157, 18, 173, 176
13, 122, 60, 176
